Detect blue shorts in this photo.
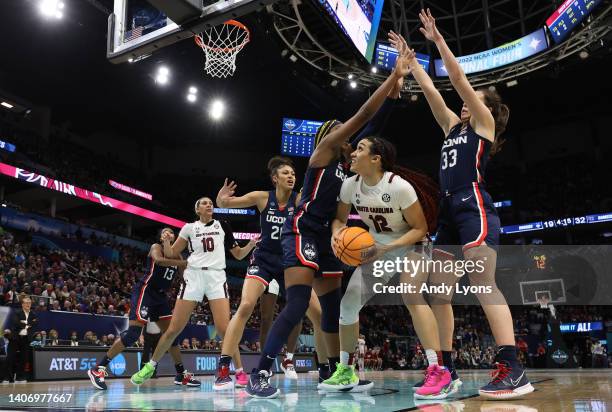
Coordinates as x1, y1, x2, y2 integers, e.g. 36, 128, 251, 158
246, 249, 286, 293
129, 283, 172, 323
281, 215, 343, 278
433, 183, 500, 258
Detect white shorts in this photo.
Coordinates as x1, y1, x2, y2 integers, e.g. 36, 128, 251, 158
266, 279, 280, 296
179, 267, 228, 302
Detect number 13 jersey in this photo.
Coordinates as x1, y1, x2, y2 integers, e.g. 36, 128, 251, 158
339, 171, 418, 244
178, 219, 237, 270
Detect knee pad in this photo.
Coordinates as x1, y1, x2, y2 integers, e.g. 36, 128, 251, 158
120, 325, 142, 347
282, 285, 311, 325
319, 288, 341, 333
339, 285, 362, 325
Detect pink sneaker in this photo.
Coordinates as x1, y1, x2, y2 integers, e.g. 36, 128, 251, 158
414, 365, 452, 400
235, 370, 249, 388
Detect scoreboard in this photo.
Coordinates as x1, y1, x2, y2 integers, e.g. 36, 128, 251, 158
546, 0, 603, 43
281, 118, 323, 157
374, 43, 430, 72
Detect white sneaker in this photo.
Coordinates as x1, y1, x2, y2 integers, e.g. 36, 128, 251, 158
281, 358, 298, 380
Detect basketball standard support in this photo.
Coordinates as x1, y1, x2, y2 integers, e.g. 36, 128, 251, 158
107, 0, 277, 64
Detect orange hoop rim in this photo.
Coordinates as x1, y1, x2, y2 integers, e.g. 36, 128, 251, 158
194, 19, 251, 53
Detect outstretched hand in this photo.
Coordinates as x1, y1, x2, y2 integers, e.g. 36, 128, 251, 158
388, 31, 418, 70
217, 178, 237, 206
419, 8, 443, 42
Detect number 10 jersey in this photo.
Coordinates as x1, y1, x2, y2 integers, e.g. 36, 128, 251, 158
339, 171, 419, 244
178, 219, 237, 270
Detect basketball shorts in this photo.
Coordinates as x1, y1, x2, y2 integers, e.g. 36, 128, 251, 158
129, 284, 172, 323
433, 183, 500, 258
281, 216, 343, 278
178, 267, 228, 301
245, 249, 284, 295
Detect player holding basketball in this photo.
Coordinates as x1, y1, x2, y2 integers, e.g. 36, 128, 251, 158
246, 44, 413, 399
322, 137, 454, 399
391, 10, 533, 399
212, 156, 327, 388
130, 197, 256, 386
88, 228, 200, 390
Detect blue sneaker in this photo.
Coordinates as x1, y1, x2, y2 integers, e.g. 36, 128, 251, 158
246, 369, 280, 399
479, 361, 534, 400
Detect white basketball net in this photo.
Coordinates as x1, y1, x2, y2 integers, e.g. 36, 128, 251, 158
195, 21, 250, 78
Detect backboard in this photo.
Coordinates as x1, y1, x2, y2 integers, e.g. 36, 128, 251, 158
107, 0, 276, 64
519, 278, 567, 306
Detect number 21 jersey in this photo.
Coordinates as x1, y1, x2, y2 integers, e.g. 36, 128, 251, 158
339, 171, 418, 244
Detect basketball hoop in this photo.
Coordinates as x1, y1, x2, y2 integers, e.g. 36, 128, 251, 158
194, 20, 250, 78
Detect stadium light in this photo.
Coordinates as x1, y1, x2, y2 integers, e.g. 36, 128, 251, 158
187, 86, 198, 103
155, 66, 170, 85
349, 81, 357, 89
579, 50, 589, 59
209, 100, 225, 120
506, 79, 519, 87
1, 102, 14, 109
370, 67, 378, 73
347, 74, 354, 80
39, 0, 64, 19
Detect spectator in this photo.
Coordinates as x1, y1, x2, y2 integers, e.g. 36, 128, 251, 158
0, 329, 16, 383
48, 329, 59, 346
70, 331, 79, 346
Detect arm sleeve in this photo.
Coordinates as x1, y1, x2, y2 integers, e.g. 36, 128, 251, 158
339, 178, 354, 204
395, 178, 419, 209
220, 220, 238, 251
178, 223, 190, 241
350, 97, 396, 148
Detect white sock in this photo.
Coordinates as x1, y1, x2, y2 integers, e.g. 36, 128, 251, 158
285, 352, 294, 361
340, 351, 350, 365
425, 349, 439, 367
235, 367, 243, 373
149, 360, 158, 368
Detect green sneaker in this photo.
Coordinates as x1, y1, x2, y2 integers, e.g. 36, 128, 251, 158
130, 362, 155, 386
319, 363, 359, 392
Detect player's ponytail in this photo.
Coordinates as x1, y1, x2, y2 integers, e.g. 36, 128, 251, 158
365, 137, 439, 233
479, 88, 510, 156
267, 156, 295, 185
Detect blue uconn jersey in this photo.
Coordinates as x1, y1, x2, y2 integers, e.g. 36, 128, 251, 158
439, 122, 492, 193
140, 249, 178, 291
295, 161, 348, 226
257, 190, 298, 254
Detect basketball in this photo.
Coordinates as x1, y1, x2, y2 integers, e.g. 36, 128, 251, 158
333, 226, 375, 266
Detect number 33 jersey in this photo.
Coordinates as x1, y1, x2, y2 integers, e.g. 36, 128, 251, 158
339, 171, 418, 244
178, 219, 237, 270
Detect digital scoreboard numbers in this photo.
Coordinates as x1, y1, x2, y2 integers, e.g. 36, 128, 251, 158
281, 118, 324, 157
546, 0, 603, 43
375, 43, 430, 72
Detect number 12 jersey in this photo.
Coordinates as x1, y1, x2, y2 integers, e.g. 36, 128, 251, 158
339, 171, 418, 244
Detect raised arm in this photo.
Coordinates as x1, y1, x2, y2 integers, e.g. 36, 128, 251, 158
419, 9, 495, 141
389, 31, 459, 136
149, 244, 187, 269
310, 46, 413, 168
216, 178, 269, 212
350, 79, 401, 148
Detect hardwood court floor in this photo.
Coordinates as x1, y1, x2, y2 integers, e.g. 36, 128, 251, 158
0, 369, 609, 411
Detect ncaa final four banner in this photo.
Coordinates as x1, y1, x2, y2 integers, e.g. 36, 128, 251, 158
34, 348, 316, 380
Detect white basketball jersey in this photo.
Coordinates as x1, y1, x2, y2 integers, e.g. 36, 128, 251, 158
358, 338, 366, 354
340, 171, 418, 244
178, 219, 237, 270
